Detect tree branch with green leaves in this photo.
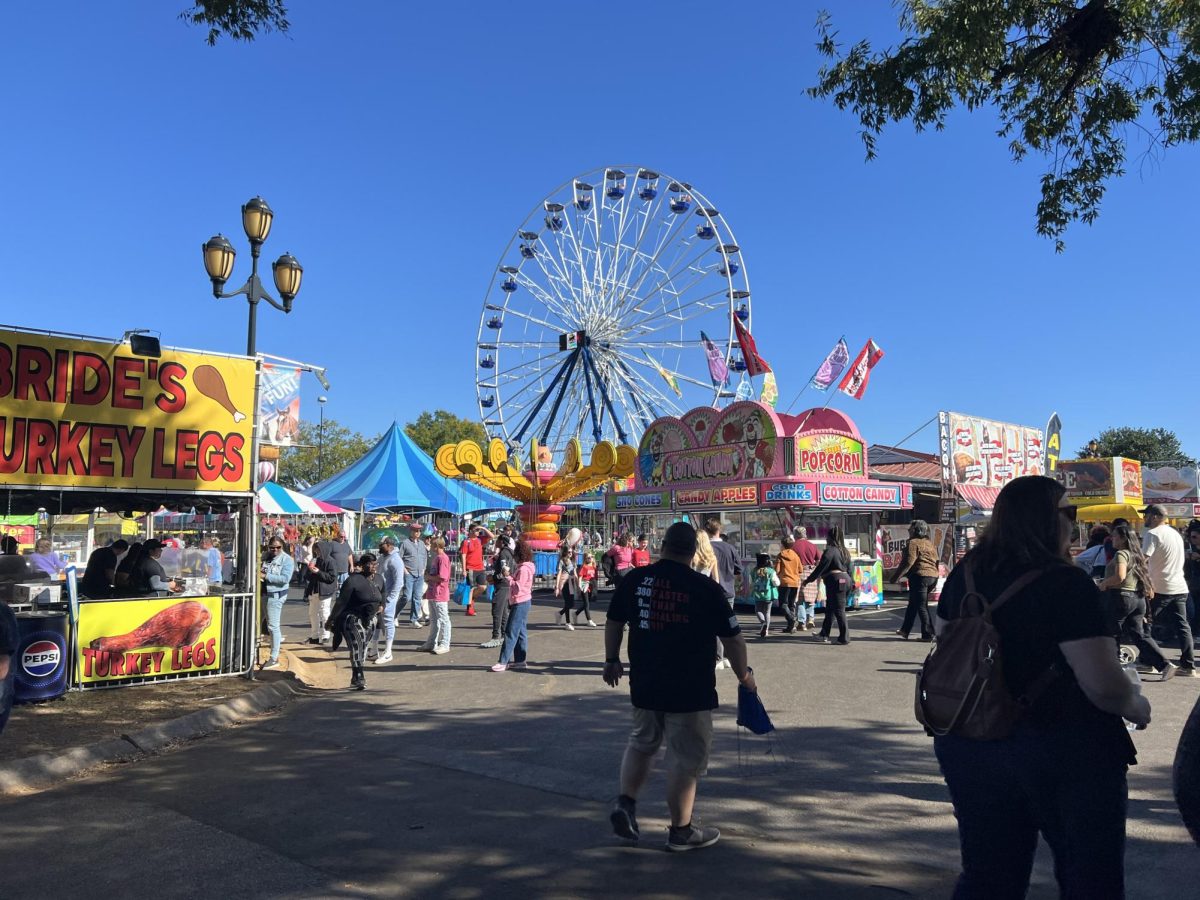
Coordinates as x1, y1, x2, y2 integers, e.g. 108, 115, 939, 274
810, 1, 1200, 250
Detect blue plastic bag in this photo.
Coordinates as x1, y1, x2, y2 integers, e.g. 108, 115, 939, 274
736, 678, 774, 736
454, 580, 471, 607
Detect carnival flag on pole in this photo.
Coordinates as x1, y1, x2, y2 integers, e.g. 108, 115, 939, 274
837, 339, 885, 400
759, 370, 779, 408
811, 338, 850, 391
642, 350, 682, 398
699, 331, 729, 386
732, 317, 771, 377
735, 376, 753, 401
1045, 412, 1063, 475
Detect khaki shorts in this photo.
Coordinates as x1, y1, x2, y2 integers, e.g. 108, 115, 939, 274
628, 708, 713, 777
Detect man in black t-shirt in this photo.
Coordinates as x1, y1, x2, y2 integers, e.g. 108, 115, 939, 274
604, 522, 757, 852
81, 540, 128, 598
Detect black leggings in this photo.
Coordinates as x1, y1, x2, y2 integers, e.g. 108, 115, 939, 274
573, 586, 591, 620
341, 615, 367, 682
819, 572, 851, 642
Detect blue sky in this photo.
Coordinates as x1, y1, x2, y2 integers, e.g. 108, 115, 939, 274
1, 1, 1194, 460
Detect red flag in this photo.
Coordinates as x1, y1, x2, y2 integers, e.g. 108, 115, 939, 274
732, 317, 771, 377
837, 339, 884, 400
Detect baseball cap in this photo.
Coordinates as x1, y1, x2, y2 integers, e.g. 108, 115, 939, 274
379, 536, 395, 547
408, 521, 423, 530
1140, 504, 1166, 517
143, 538, 166, 551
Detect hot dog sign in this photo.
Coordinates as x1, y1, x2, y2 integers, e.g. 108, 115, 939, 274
0, 328, 255, 492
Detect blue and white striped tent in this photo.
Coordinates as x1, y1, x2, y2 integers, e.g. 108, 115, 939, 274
307, 423, 516, 514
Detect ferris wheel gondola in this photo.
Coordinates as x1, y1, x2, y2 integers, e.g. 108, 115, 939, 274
476, 165, 751, 456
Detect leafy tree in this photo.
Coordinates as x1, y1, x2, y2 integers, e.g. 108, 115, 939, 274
1076, 426, 1193, 462
404, 410, 487, 458
810, 2, 1200, 250
278, 419, 376, 490
179, 0, 289, 45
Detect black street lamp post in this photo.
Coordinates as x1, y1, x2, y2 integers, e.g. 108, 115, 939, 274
202, 197, 304, 357
317, 395, 328, 482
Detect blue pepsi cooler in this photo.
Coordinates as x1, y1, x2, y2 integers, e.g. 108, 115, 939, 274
13, 611, 69, 703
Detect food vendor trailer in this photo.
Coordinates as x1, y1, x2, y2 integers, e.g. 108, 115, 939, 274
1, 324, 261, 692
607, 401, 913, 606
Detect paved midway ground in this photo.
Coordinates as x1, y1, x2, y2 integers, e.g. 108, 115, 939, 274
1, 593, 1196, 899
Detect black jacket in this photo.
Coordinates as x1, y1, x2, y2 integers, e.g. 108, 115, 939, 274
804, 546, 850, 585
327, 572, 382, 648
305, 553, 336, 598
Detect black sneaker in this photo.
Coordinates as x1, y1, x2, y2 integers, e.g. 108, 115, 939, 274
1177, 666, 1197, 678
666, 822, 720, 852
609, 795, 639, 841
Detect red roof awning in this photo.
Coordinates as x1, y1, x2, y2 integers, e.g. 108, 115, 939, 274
955, 484, 1001, 512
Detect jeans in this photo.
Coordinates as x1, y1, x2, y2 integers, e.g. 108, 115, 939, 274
373, 592, 399, 649
336, 572, 349, 590
935, 727, 1128, 899
778, 585, 799, 630
401, 572, 424, 624
499, 600, 530, 665
431, 600, 451, 650
308, 594, 332, 641
900, 575, 936, 638
818, 573, 849, 642
1150, 593, 1195, 669
265, 591, 287, 660
1109, 590, 1167, 670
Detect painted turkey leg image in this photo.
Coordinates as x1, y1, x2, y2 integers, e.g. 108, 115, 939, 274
193, 364, 246, 422
90, 600, 212, 652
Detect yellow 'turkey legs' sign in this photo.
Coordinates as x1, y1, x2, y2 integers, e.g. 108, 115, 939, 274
0, 329, 255, 492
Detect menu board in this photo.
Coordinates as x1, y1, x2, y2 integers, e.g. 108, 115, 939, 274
938, 411, 1045, 488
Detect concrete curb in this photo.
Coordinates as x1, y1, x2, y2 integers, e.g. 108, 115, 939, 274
0, 677, 300, 797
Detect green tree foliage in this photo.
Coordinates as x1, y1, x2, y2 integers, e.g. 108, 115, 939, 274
810, 1, 1200, 250
179, 0, 289, 45
404, 410, 487, 458
1077, 426, 1192, 462
278, 419, 376, 490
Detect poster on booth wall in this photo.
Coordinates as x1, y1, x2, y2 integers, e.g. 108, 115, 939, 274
0, 328, 255, 493
76, 596, 223, 684
258, 364, 302, 447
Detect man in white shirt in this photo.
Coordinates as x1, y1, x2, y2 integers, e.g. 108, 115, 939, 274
1142, 505, 1194, 675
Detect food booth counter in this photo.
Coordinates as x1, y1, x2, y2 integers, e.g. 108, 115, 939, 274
607, 402, 911, 607
1, 325, 262, 693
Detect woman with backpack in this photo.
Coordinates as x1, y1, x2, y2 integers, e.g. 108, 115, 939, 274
1098, 523, 1176, 680
751, 553, 781, 638
803, 527, 853, 645
930, 475, 1150, 899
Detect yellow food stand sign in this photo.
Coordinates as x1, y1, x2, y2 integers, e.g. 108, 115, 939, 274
76, 596, 223, 684
0, 328, 255, 493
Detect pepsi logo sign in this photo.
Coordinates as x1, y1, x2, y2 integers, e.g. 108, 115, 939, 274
22, 640, 62, 678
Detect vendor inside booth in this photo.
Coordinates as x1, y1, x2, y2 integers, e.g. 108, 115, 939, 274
608, 402, 913, 606
1, 325, 261, 698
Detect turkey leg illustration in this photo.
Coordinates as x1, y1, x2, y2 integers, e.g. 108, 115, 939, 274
194, 364, 246, 422
90, 600, 212, 652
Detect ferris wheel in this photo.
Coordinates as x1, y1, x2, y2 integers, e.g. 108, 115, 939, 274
476, 166, 752, 456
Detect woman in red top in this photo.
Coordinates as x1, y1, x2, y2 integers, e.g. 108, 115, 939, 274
631, 534, 651, 568
607, 534, 635, 587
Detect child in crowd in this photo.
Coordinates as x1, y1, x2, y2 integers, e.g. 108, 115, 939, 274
752, 552, 780, 639
576, 553, 598, 627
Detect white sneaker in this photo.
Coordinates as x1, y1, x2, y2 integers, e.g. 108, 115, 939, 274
586, 620, 598, 627
565, 622, 575, 631
432, 646, 449, 655
373, 653, 393, 665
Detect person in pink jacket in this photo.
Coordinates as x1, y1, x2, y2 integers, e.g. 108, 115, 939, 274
492, 539, 535, 672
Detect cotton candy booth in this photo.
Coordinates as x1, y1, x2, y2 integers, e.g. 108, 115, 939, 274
609, 401, 912, 606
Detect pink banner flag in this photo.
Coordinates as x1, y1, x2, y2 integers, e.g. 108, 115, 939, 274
837, 339, 885, 400
811, 338, 849, 391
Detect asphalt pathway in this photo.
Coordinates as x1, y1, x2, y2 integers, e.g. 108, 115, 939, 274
1, 592, 1196, 898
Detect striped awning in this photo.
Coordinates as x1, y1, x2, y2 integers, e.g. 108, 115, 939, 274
955, 484, 1001, 512
257, 482, 345, 515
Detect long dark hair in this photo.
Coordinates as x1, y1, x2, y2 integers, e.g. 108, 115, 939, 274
515, 538, 534, 564
826, 526, 848, 563
969, 475, 1069, 575
1111, 524, 1151, 595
